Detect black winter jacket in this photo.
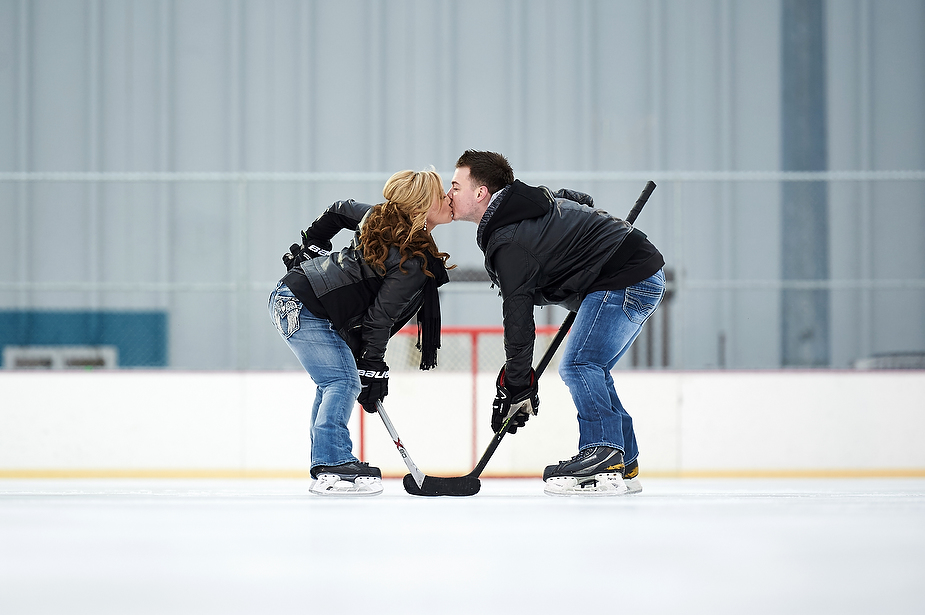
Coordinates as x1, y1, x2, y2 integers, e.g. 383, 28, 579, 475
478, 181, 664, 387
283, 200, 445, 362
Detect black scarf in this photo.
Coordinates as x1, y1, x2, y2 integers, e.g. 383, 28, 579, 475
416, 253, 449, 370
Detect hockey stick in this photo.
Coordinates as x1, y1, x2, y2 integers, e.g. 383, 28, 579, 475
377, 400, 480, 495
401, 320, 569, 497
462, 312, 573, 474
375, 401, 428, 488
403, 181, 656, 496
628, 180, 657, 226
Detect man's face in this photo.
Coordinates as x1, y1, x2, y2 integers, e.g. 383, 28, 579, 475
448, 166, 485, 223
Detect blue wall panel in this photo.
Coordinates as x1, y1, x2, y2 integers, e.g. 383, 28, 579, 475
0, 311, 168, 367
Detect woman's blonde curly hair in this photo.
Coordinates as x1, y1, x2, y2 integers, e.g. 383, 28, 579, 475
361, 168, 454, 277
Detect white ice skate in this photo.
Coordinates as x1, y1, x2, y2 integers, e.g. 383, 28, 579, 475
543, 472, 629, 497
310, 473, 384, 497
542, 446, 633, 497
309, 461, 384, 497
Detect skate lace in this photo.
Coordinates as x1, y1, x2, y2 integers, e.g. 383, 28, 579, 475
556, 449, 593, 465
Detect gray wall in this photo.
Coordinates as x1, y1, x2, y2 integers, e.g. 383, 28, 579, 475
1, 0, 923, 370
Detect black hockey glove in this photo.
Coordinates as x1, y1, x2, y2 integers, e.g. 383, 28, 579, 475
282, 243, 304, 270
356, 359, 389, 413
301, 230, 333, 259
491, 367, 539, 434
282, 233, 333, 271
554, 188, 594, 207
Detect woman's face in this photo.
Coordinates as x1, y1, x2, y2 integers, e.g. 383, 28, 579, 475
425, 192, 454, 229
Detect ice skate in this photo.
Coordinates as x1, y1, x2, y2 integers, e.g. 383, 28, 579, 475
310, 461, 383, 497
542, 446, 629, 496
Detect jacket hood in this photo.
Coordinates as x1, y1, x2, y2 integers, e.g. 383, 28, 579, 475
477, 180, 553, 251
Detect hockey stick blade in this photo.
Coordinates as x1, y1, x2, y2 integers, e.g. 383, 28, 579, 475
402, 473, 481, 496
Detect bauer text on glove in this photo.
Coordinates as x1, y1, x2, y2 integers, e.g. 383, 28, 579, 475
357, 359, 389, 413
301, 230, 333, 259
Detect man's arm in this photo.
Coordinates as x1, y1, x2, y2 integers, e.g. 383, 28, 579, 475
554, 187, 594, 207
492, 242, 540, 389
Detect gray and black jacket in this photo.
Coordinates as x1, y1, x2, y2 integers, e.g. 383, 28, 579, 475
282, 199, 445, 362
478, 180, 664, 387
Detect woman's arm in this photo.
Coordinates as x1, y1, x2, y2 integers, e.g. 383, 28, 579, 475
304, 200, 372, 243
357, 254, 426, 362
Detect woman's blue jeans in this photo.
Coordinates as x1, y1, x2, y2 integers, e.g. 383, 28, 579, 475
268, 281, 360, 470
558, 269, 666, 464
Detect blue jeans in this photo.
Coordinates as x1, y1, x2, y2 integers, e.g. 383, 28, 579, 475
268, 281, 361, 470
558, 269, 666, 464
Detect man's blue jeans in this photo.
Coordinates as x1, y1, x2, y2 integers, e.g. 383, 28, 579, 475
558, 269, 666, 465
268, 281, 360, 470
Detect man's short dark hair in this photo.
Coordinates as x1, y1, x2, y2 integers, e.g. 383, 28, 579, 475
455, 150, 514, 195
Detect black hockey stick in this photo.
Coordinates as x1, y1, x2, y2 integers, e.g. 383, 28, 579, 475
628, 180, 656, 226
464, 312, 573, 472
404, 181, 656, 496
401, 318, 569, 497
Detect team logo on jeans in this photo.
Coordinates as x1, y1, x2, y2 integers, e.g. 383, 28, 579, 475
274, 297, 301, 339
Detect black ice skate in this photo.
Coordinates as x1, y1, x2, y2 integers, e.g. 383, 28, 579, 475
542, 446, 629, 496
310, 461, 383, 496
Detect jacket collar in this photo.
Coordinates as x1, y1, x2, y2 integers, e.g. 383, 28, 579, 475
476, 180, 553, 251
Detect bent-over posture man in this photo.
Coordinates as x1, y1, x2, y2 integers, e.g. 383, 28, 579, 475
448, 150, 665, 496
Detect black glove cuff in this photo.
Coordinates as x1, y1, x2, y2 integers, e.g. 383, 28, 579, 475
503, 368, 536, 396
301, 231, 333, 256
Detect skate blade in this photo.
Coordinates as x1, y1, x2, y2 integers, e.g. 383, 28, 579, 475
624, 476, 643, 494
543, 473, 629, 497
310, 474, 383, 497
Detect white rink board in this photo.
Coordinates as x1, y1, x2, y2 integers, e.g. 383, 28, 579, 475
1, 370, 924, 476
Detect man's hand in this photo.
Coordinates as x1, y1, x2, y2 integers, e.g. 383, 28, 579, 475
491, 367, 539, 434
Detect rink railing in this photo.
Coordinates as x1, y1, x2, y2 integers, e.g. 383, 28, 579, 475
3, 169, 925, 370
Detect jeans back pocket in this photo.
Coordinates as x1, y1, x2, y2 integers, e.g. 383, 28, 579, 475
271, 291, 302, 339
623, 271, 665, 325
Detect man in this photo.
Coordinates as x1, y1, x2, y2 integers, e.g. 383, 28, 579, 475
448, 150, 665, 496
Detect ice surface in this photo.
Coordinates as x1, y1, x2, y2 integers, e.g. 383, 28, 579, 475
1, 478, 924, 614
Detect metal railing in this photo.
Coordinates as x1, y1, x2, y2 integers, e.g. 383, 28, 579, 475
2, 170, 924, 369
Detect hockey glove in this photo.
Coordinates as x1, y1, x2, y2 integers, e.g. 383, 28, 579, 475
282, 243, 304, 270
301, 231, 333, 259
491, 367, 539, 434
356, 359, 389, 413
282, 233, 333, 271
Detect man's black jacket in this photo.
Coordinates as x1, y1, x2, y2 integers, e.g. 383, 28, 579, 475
478, 180, 663, 388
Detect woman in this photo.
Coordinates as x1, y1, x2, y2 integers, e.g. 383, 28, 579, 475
269, 168, 454, 496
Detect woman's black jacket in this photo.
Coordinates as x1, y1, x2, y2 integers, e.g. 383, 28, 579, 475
283, 199, 435, 362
